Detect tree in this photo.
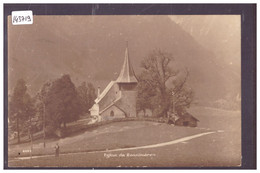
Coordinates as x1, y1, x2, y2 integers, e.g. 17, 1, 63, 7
34, 81, 53, 145
86, 82, 96, 111
77, 82, 96, 114
136, 72, 156, 116
171, 70, 194, 115
22, 93, 36, 135
36, 81, 53, 127
137, 49, 193, 117
44, 74, 82, 130
9, 79, 35, 143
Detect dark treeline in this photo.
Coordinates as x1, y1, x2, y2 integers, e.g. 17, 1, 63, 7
8, 74, 96, 143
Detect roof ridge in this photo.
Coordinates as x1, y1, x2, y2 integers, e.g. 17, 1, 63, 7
95, 81, 116, 103
99, 97, 122, 114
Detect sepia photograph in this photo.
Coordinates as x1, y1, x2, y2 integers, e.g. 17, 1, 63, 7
4, 4, 254, 168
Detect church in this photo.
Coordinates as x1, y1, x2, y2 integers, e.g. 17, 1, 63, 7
89, 46, 138, 121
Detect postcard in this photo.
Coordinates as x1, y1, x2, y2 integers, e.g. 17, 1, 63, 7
4, 4, 255, 168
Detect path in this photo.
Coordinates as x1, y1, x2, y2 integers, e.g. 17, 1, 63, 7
9, 130, 220, 163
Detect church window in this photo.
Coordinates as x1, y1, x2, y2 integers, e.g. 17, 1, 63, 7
110, 110, 114, 117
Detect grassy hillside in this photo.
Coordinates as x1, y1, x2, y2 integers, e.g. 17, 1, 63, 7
8, 121, 209, 158
8, 106, 241, 167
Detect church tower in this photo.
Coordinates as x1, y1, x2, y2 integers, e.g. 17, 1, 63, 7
89, 43, 138, 120
116, 44, 138, 117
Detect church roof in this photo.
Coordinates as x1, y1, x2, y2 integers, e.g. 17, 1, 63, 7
177, 113, 199, 122
95, 81, 116, 103
99, 97, 126, 115
116, 47, 138, 83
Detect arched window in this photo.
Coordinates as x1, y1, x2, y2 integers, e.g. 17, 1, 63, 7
110, 110, 114, 117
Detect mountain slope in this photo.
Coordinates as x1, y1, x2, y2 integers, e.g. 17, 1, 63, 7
8, 15, 240, 103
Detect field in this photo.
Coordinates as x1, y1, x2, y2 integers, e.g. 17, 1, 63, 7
7, 106, 241, 168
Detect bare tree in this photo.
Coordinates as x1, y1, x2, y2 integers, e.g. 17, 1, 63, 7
137, 50, 178, 117
171, 69, 194, 115
137, 49, 194, 117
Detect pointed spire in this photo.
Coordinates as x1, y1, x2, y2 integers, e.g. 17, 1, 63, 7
116, 43, 138, 83
126, 40, 128, 49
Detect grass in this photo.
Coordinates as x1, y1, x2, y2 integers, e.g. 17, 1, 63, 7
8, 121, 208, 158
9, 131, 241, 167
8, 106, 241, 167
188, 106, 241, 131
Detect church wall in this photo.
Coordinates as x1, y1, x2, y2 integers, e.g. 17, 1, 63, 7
119, 83, 138, 91
100, 105, 126, 121
98, 83, 121, 111
116, 90, 137, 117
90, 103, 99, 116
137, 109, 153, 117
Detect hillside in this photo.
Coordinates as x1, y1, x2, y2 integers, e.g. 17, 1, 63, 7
169, 15, 241, 73
8, 15, 240, 104
9, 106, 241, 167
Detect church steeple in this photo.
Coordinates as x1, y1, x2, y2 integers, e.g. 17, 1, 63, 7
116, 43, 138, 83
